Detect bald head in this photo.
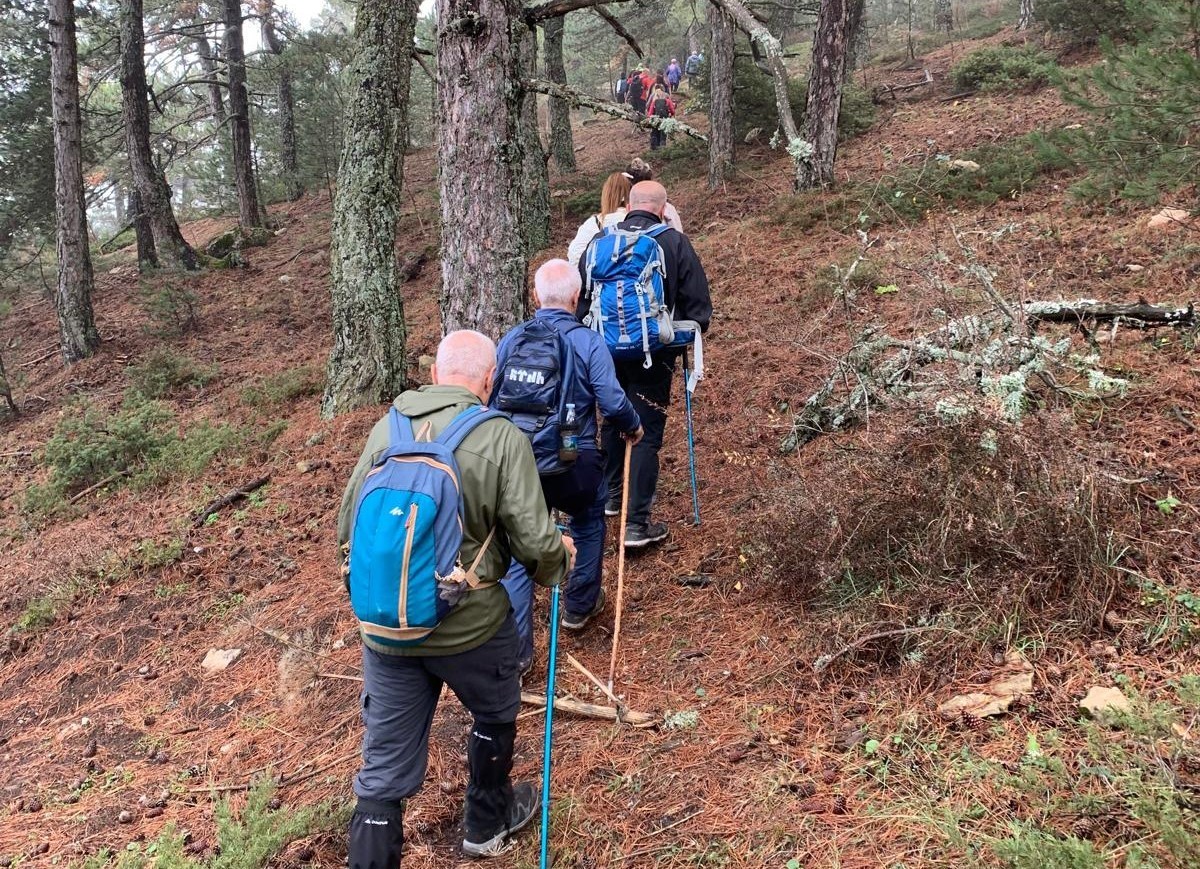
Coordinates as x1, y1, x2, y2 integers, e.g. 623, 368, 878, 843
534, 259, 581, 311
629, 181, 668, 218
432, 330, 497, 401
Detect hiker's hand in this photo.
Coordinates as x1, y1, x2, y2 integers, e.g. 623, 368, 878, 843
624, 426, 644, 446
561, 534, 577, 572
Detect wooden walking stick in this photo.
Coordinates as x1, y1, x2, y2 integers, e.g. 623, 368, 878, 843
607, 440, 633, 693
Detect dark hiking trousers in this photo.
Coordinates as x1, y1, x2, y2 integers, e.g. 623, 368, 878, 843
349, 616, 522, 867
502, 449, 607, 662
603, 354, 675, 527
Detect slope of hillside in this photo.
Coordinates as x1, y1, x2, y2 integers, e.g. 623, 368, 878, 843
2, 32, 1198, 869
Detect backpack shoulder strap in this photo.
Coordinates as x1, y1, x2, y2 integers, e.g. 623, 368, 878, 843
388, 407, 415, 446
643, 223, 672, 239
436, 405, 507, 453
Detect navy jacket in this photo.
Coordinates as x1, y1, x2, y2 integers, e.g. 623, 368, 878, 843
495, 307, 641, 449
576, 209, 713, 334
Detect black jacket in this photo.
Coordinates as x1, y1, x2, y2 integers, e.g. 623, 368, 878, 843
576, 209, 712, 333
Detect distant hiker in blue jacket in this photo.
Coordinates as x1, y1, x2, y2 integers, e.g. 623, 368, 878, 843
666, 58, 682, 93
493, 260, 644, 672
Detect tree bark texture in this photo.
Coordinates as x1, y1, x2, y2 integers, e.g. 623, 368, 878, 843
437, 0, 529, 337
321, 0, 418, 418
260, 0, 302, 201
796, 0, 862, 190
707, 0, 804, 188
48, 0, 99, 364
519, 27, 551, 255
707, 3, 735, 190
1017, 0, 1035, 31
933, 0, 953, 33
129, 188, 157, 270
222, 0, 264, 228
543, 15, 576, 173
119, 0, 199, 270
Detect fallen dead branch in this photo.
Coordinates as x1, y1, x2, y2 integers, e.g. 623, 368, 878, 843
193, 474, 272, 526
520, 690, 657, 729
873, 68, 934, 102
524, 79, 708, 142
1025, 299, 1196, 329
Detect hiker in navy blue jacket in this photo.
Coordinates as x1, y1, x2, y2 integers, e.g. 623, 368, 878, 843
495, 259, 643, 672
578, 181, 712, 549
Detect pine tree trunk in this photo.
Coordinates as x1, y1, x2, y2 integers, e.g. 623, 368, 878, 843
934, 0, 953, 33
129, 189, 157, 270
707, 4, 734, 191
437, 0, 528, 336
119, 0, 199, 270
48, 0, 99, 364
222, 0, 264, 229
321, 0, 418, 418
193, 34, 226, 124
543, 15, 576, 173
1017, 0, 1035, 31
519, 27, 550, 255
796, 0, 861, 190
261, 0, 303, 201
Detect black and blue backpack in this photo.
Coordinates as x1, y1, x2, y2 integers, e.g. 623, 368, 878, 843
348, 405, 504, 647
583, 224, 675, 368
490, 318, 582, 475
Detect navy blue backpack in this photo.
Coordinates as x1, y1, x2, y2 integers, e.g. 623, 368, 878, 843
348, 405, 504, 647
491, 318, 582, 475
583, 224, 676, 368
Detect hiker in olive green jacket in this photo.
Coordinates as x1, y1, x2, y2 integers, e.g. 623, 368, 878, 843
337, 330, 575, 864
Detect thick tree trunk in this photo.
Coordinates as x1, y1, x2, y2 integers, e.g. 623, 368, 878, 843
119, 0, 199, 270
707, 4, 735, 190
543, 15, 575, 173
260, 0, 302, 201
437, 0, 528, 336
48, 0, 100, 364
222, 0, 264, 228
321, 0, 418, 418
796, 0, 862, 190
708, 0, 805, 189
519, 27, 550, 255
933, 0, 953, 33
129, 189, 157, 270
1017, 0, 1035, 31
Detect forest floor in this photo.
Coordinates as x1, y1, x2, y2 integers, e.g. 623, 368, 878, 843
2, 23, 1199, 869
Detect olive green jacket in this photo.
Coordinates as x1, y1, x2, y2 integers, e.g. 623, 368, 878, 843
337, 385, 569, 656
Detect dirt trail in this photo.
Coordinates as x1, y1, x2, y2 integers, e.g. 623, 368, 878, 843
1, 38, 1198, 869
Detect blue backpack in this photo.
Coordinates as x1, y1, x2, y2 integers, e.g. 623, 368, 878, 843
348, 405, 504, 647
491, 318, 582, 475
584, 224, 676, 368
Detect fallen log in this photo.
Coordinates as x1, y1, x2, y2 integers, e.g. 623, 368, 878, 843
1024, 299, 1196, 329
523, 79, 708, 142
873, 68, 934, 102
520, 690, 657, 729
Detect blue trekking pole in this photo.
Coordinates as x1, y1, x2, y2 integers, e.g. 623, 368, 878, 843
538, 562, 564, 867
682, 348, 701, 525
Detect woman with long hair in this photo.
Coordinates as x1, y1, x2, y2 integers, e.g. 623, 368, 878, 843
566, 171, 633, 266
625, 158, 683, 231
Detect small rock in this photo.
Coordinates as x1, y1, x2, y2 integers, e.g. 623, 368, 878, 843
1079, 686, 1131, 718
201, 648, 243, 675
1126, 264, 1145, 273
33, 844, 49, 856
80, 716, 91, 727
1148, 207, 1193, 231
118, 810, 133, 824
137, 664, 151, 676
332, 638, 346, 651
278, 274, 293, 284
949, 159, 981, 173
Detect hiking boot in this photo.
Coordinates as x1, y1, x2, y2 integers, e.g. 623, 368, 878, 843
624, 521, 668, 550
561, 588, 606, 631
461, 781, 540, 858
604, 497, 621, 517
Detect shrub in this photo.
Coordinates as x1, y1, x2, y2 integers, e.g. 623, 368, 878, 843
43, 396, 175, 493
127, 349, 217, 399
241, 367, 323, 408
1036, 0, 1145, 46
138, 280, 200, 336
951, 45, 1056, 92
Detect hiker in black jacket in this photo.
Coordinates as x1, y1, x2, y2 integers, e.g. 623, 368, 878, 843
577, 181, 712, 549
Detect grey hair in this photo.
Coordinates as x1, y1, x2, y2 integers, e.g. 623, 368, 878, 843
435, 330, 497, 382
534, 259, 582, 308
